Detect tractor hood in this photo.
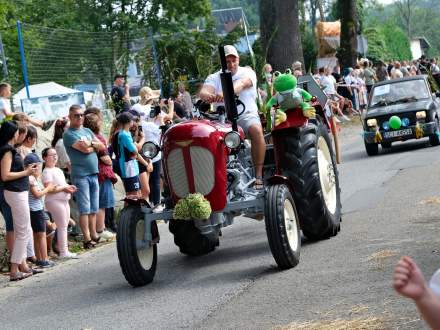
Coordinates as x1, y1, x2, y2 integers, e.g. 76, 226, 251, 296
365, 100, 434, 118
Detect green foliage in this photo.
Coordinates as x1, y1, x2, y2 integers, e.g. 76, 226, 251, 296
365, 24, 411, 61
173, 193, 212, 220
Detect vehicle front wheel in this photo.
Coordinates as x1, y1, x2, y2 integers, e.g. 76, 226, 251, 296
117, 206, 157, 287
265, 184, 301, 269
365, 141, 379, 156
169, 220, 218, 256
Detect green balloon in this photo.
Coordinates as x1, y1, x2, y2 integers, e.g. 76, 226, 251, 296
389, 115, 401, 130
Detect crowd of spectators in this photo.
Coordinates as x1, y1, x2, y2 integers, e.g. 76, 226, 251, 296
259, 55, 440, 124
0, 70, 198, 281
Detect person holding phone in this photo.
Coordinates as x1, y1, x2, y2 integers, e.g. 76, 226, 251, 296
111, 74, 131, 115
0, 120, 42, 281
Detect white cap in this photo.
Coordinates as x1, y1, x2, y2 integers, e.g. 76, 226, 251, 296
224, 45, 239, 58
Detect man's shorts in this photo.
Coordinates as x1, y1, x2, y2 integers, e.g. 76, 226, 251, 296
122, 176, 140, 193
72, 174, 99, 215
237, 112, 262, 137
30, 210, 48, 233
99, 179, 115, 209
0, 187, 13, 232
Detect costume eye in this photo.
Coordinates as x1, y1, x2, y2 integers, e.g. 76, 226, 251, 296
274, 71, 281, 77
285, 69, 292, 74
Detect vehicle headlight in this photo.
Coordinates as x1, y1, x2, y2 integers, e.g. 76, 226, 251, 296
382, 121, 390, 130
224, 131, 242, 149
367, 119, 377, 127
141, 141, 160, 159
416, 111, 426, 119
401, 118, 410, 127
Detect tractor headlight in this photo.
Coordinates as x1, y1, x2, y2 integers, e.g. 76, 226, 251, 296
367, 118, 377, 127
416, 111, 426, 119
224, 131, 242, 149
141, 141, 160, 159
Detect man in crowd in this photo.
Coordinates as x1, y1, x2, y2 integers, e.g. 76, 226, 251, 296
199, 45, 266, 189
177, 82, 193, 118
111, 74, 131, 114
63, 105, 105, 249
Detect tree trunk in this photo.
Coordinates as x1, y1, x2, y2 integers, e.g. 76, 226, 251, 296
337, 0, 358, 69
260, 0, 304, 71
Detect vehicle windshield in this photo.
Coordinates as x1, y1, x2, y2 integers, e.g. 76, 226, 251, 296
369, 79, 430, 108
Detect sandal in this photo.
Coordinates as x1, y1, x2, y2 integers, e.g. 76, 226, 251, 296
254, 177, 264, 190
83, 240, 96, 249
91, 236, 101, 244
10, 271, 32, 282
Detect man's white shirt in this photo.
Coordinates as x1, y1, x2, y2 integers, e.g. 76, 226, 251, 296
204, 66, 258, 116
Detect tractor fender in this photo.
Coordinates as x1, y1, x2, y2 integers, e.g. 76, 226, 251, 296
266, 175, 295, 195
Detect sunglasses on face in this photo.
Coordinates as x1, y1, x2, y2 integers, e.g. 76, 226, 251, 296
73, 113, 84, 119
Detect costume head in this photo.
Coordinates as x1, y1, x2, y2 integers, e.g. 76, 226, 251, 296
273, 69, 297, 93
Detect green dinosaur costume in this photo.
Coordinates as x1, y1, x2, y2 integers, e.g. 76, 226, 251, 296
266, 69, 315, 128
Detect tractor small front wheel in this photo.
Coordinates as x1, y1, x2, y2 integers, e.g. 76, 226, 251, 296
117, 206, 157, 287
265, 184, 301, 269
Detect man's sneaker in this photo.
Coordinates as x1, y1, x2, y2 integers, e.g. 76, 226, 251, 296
152, 204, 165, 213
59, 252, 78, 259
334, 117, 341, 123
99, 230, 115, 241
36, 260, 55, 268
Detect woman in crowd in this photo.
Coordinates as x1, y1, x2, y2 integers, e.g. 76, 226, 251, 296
0, 120, 41, 281
42, 147, 78, 258
51, 118, 71, 175
83, 113, 116, 241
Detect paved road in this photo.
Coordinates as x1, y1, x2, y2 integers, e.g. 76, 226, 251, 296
1, 122, 440, 329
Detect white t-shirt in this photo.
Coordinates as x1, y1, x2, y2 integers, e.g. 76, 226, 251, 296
320, 74, 337, 95
204, 66, 258, 116
0, 97, 11, 121
136, 103, 166, 163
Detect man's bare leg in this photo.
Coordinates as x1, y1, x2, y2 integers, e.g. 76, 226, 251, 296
248, 124, 266, 181
80, 214, 91, 242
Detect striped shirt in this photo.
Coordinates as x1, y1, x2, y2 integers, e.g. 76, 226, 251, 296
29, 176, 44, 211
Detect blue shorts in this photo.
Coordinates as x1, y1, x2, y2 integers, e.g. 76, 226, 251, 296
0, 187, 13, 232
99, 179, 115, 209
122, 176, 140, 193
72, 174, 99, 215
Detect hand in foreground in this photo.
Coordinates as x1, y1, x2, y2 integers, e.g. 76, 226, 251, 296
393, 256, 428, 301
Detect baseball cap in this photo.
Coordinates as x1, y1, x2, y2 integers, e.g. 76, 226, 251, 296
114, 73, 125, 81
24, 152, 42, 166
224, 45, 239, 58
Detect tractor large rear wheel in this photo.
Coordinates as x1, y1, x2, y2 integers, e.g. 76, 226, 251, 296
277, 121, 341, 240
169, 220, 218, 256
116, 206, 157, 287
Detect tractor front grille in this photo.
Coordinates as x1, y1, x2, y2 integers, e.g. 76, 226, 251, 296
166, 146, 215, 198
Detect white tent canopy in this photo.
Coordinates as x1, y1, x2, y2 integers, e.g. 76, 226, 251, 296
13, 82, 92, 110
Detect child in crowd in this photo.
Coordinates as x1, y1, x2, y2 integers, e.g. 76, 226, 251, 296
116, 112, 152, 198
42, 147, 78, 259
25, 153, 56, 267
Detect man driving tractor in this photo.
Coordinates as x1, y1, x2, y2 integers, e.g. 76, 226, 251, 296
199, 45, 266, 189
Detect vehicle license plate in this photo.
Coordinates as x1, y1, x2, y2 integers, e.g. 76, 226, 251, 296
383, 129, 412, 138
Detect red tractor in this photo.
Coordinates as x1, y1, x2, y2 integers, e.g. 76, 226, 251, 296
116, 48, 341, 287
